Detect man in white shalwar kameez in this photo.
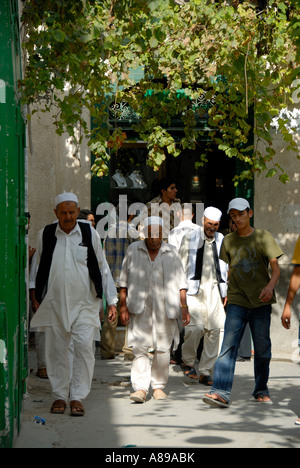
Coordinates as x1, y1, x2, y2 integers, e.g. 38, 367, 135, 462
30, 193, 118, 416
119, 217, 190, 403
168, 204, 201, 252
179, 207, 227, 386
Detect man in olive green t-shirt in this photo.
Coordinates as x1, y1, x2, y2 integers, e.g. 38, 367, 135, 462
203, 198, 283, 408
220, 228, 283, 309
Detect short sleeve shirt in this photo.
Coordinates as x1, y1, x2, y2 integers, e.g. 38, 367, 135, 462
292, 236, 300, 266
220, 229, 283, 309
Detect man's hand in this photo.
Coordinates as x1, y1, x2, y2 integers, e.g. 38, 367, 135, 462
281, 266, 300, 330
29, 289, 40, 313
120, 306, 130, 327
281, 305, 291, 330
259, 284, 274, 303
181, 307, 190, 327
119, 287, 129, 326
260, 258, 280, 303
107, 305, 117, 323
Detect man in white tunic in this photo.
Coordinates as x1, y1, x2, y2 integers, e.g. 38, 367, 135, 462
180, 207, 227, 386
30, 193, 118, 416
168, 204, 201, 252
119, 217, 190, 403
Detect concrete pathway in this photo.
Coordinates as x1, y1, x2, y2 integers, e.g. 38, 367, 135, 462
15, 351, 300, 449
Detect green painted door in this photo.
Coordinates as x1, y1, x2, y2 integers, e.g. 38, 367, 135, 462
0, 0, 27, 448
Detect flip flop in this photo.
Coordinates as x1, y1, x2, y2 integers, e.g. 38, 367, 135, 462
255, 394, 272, 404
202, 395, 229, 408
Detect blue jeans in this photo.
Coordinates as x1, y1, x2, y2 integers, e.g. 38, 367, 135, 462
210, 304, 272, 403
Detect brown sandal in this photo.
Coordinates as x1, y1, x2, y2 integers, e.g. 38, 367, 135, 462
50, 399, 67, 414
36, 368, 48, 379
70, 400, 85, 417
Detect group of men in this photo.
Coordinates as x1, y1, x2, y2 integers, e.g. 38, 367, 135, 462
29, 180, 300, 421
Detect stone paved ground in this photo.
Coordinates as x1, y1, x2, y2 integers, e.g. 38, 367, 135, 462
15, 351, 300, 449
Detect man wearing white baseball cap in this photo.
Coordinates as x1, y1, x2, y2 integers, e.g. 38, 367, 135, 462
227, 197, 250, 214
203, 197, 283, 408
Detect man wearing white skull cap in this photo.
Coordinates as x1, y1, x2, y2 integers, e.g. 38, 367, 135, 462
31, 192, 118, 416
179, 206, 227, 386
54, 192, 79, 206
119, 216, 190, 403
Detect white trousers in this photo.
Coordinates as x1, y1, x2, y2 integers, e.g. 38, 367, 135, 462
182, 325, 220, 376
44, 322, 96, 402
35, 332, 46, 369
131, 346, 170, 395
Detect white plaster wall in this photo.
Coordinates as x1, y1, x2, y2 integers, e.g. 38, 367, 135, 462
254, 127, 300, 359
28, 109, 92, 246
18, 1, 92, 247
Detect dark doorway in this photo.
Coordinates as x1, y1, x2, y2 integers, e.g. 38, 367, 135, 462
166, 146, 236, 231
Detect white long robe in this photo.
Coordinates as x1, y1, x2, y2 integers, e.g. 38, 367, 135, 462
119, 241, 188, 352
30, 222, 118, 333
180, 230, 226, 330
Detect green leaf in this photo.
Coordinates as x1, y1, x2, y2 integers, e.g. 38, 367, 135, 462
149, 37, 159, 48
53, 29, 66, 42
20, 0, 299, 182
266, 168, 277, 178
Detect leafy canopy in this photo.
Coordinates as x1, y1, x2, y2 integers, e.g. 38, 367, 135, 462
20, 0, 299, 183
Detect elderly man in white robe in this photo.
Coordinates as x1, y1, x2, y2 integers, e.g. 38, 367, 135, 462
119, 216, 190, 403
31, 192, 118, 416
179, 207, 227, 386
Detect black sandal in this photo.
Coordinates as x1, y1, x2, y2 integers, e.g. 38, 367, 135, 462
199, 375, 213, 386
181, 364, 198, 381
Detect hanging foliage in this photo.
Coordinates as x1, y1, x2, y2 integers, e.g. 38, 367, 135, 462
20, 0, 299, 183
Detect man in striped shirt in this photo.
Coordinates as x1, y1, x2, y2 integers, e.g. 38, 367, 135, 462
100, 212, 136, 360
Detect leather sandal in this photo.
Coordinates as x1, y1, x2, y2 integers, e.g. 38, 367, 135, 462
50, 399, 67, 414
36, 368, 48, 379
199, 375, 213, 386
181, 364, 198, 381
70, 400, 85, 416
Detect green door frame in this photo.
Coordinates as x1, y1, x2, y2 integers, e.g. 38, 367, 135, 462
0, 0, 27, 448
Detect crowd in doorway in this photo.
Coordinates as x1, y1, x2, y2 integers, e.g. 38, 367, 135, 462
27, 177, 300, 422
